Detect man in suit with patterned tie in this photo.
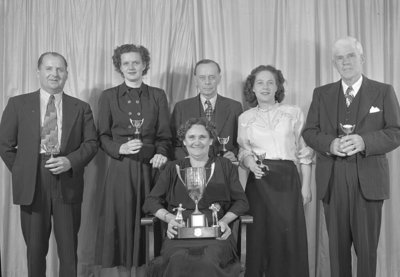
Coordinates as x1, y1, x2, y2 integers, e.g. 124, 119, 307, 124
171, 59, 243, 162
0, 52, 98, 277
302, 37, 400, 277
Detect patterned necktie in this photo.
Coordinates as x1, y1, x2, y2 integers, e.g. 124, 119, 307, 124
41, 95, 59, 148
345, 86, 354, 107
204, 100, 213, 121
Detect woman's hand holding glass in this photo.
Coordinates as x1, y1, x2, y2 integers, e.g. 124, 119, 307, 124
244, 156, 265, 179
119, 139, 143, 155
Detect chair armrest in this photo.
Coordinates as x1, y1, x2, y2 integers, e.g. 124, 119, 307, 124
141, 216, 158, 226
141, 216, 159, 264
239, 215, 253, 272
239, 215, 253, 224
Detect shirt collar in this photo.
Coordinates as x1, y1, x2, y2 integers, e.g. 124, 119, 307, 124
200, 94, 217, 109
342, 75, 363, 96
40, 88, 63, 104
120, 82, 145, 96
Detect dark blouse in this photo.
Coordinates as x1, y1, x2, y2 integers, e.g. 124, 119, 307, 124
97, 82, 171, 161
143, 156, 249, 222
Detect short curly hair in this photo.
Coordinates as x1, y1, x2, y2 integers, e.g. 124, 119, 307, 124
177, 118, 217, 142
243, 65, 285, 107
112, 44, 150, 76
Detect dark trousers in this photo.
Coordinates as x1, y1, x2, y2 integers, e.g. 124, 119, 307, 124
20, 156, 81, 277
323, 158, 383, 277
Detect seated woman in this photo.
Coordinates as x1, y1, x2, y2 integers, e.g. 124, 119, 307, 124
143, 117, 249, 277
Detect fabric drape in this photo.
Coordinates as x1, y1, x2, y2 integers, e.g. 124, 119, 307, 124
0, 0, 399, 276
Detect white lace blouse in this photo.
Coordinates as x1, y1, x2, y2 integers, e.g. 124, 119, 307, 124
238, 103, 313, 165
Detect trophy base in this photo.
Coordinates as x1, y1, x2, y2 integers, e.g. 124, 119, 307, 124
175, 226, 221, 239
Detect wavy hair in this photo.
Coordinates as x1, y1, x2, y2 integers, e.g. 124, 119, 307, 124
112, 44, 150, 76
243, 65, 285, 107
177, 117, 216, 142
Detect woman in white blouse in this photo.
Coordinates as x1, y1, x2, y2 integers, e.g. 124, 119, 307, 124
238, 65, 313, 277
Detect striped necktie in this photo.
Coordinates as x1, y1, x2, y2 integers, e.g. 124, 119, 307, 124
41, 95, 59, 149
345, 86, 354, 107
204, 100, 213, 121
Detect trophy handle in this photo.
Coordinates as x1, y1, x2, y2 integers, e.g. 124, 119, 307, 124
205, 162, 215, 187
176, 165, 185, 185
176, 163, 215, 187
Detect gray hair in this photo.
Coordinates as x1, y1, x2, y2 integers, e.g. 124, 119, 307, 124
332, 36, 364, 59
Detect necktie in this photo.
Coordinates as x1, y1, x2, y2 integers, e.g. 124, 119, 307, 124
345, 86, 354, 107
204, 100, 213, 121
41, 95, 59, 149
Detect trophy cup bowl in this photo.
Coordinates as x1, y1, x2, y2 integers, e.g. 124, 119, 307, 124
129, 118, 144, 141
217, 136, 230, 157
41, 140, 60, 159
175, 163, 221, 239
340, 123, 355, 136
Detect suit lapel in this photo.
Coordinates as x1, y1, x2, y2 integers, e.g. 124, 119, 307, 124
193, 95, 202, 117
355, 77, 379, 129
322, 81, 341, 130
215, 95, 229, 136
60, 93, 78, 152
25, 90, 41, 141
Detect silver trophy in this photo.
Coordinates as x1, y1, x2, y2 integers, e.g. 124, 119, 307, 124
129, 118, 144, 141
340, 123, 355, 137
41, 134, 60, 159
173, 204, 186, 225
340, 123, 356, 155
209, 203, 221, 227
254, 152, 269, 175
175, 163, 221, 238
217, 136, 230, 156
41, 143, 60, 159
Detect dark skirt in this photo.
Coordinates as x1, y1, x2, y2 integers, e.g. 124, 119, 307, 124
146, 233, 241, 277
244, 160, 309, 277
95, 156, 152, 268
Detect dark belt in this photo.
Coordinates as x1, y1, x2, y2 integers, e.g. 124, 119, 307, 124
335, 154, 357, 162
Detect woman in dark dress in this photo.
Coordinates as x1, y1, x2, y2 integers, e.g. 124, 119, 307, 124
143, 118, 249, 277
238, 65, 313, 277
95, 44, 171, 269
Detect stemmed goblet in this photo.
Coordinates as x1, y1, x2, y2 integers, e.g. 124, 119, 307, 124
217, 136, 230, 157
41, 143, 60, 159
128, 118, 144, 141
340, 123, 355, 137
254, 152, 269, 175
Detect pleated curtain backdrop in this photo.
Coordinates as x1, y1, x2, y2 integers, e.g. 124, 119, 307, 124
0, 0, 399, 276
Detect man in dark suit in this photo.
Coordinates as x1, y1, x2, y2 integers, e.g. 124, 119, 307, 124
171, 59, 243, 162
0, 52, 98, 277
302, 37, 400, 277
